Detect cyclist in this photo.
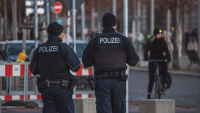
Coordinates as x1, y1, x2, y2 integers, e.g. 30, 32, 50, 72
144, 28, 171, 99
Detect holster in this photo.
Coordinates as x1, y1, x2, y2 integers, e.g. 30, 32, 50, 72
87, 74, 96, 90
68, 75, 78, 90
61, 80, 69, 89
36, 77, 45, 93
118, 71, 128, 82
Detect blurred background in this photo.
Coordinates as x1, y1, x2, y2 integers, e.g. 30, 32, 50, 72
0, 0, 199, 113
0, 0, 199, 69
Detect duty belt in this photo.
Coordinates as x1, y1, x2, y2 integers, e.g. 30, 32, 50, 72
44, 79, 69, 89
96, 71, 123, 80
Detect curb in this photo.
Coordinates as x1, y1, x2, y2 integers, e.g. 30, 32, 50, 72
130, 67, 200, 77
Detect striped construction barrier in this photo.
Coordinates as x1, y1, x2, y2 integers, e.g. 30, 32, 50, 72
0, 64, 26, 76
0, 64, 92, 76
0, 94, 92, 101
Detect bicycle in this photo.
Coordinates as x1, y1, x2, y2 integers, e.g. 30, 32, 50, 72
149, 59, 168, 99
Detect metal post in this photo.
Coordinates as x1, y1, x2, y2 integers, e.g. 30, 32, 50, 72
198, 0, 200, 59
23, 63, 28, 102
113, 0, 116, 16
3, 0, 8, 41
9, 77, 11, 94
150, 0, 154, 35
0, 14, 2, 41
12, 0, 17, 40
56, 14, 58, 20
6, 77, 8, 94
72, 0, 77, 92
132, 20, 136, 43
91, 1, 95, 32
81, 3, 85, 40
137, 0, 141, 34
123, 0, 129, 112
72, 0, 76, 53
46, 0, 50, 36
67, 11, 71, 45
34, 0, 38, 49
167, 9, 170, 41
97, 0, 101, 33
34, 76, 38, 94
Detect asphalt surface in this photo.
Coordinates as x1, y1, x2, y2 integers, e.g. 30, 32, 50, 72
2, 70, 200, 113
128, 70, 200, 107
2, 109, 197, 113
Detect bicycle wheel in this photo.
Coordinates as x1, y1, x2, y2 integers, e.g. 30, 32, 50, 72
155, 76, 162, 99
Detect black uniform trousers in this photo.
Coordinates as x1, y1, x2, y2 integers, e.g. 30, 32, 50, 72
95, 79, 126, 113
42, 85, 74, 113
148, 62, 168, 93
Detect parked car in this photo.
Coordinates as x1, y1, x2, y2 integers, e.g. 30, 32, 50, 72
0, 40, 41, 62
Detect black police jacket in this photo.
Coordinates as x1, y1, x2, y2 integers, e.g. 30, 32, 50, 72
29, 35, 80, 79
144, 37, 171, 61
82, 27, 139, 74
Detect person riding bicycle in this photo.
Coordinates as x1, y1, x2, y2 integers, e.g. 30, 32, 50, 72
144, 28, 171, 99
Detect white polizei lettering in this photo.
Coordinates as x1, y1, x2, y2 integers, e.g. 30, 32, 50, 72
107, 38, 111, 43
42, 46, 46, 52
104, 38, 107, 43
115, 38, 120, 43
54, 46, 58, 51
39, 46, 58, 52
46, 46, 49, 52
111, 38, 115, 43
100, 38, 104, 43
39, 47, 43, 52
99, 37, 120, 44
49, 46, 51, 52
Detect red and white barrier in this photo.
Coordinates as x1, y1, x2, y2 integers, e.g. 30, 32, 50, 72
0, 64, 25, 76
0, 94, 92, 101
0, 64, 92, 76
73, 65, 92, 76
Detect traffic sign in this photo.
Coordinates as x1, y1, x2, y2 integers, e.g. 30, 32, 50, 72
63, 0, 84, 11
54, 1, 63, 14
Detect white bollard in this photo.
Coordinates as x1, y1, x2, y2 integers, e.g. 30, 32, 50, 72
73, 98, 96, 113
139, 99, 175, 113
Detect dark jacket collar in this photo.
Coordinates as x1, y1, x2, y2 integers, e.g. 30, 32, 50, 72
47, 34, 62, 43
103, 27, 115, 33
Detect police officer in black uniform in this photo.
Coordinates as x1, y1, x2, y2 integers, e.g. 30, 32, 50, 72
29, 22, 80, 113
82, 13, 139, 113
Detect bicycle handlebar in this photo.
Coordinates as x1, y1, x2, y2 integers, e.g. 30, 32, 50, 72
149, 59, 168, 63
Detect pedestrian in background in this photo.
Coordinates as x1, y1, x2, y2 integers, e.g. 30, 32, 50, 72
178, 28, 182, 58
29, 22, 80, 113
170, 26, 175, 44
82, 13, 139, 113
185, 29, 190, 50
17, 28, 23, 40
192, 28, 198, 43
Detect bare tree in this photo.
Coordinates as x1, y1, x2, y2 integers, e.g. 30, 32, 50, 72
173, 0, 180, 69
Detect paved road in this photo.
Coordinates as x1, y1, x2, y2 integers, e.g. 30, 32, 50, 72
2, 70, 200, 113
129, 110, 197, 113
2, 109, 197, 113
128, 70, 200, 107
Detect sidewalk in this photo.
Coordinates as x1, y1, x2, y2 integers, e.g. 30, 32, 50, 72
132, 55, 200, 76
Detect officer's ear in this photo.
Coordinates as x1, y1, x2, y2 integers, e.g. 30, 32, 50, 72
113, 25, 117, 30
